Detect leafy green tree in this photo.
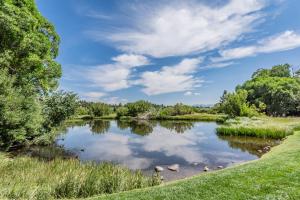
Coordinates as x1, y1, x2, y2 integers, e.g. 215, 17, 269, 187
239, 65, 300, 116
89, 103, 112, 117
269, 64, 291, 77
0, 69, 43, 149
75, 106, 89, 116
42, 91, 78, 129
116, 106, 129, 118
218, 90, 259, 118
126, 100, 152, 117
251, 64, 291, 79
173, 103, 194, 115
0, 0, 61, 94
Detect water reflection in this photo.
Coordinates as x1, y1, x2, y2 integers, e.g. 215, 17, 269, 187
54, 120, 278, 173
158, 120, 194, 133
89, 120, 110, 134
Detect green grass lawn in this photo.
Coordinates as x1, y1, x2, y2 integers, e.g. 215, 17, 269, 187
91, 130, 300, 200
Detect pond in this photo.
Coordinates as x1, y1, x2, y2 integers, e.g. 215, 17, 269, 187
28, 120, 281, 181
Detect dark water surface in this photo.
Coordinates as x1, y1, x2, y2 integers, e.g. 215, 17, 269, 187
31, 120, 281, 181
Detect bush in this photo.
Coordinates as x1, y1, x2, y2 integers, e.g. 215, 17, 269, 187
42, 91, 78, 129
158, 103, 194, 117
116, 106, 129, 118
75, 106, 89, 116
126, 100, 152, 117
88, 103, 112, 117
218, 90, 259, 118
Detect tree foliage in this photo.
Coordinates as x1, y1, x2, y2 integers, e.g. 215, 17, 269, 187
218, 90, 259, 118
126, 100, 153, 117
239, 64, 300, 116
0, 0, 61, 93
88, 103, 112, 117
159, 103, 194, 117
0, 0, 72, 148
42, 91, 78, 129
0, 69, 43, 148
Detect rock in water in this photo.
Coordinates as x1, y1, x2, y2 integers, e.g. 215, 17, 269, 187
204, 166, 209, 172
168, 164, 179, 172
155, 166, 164, 172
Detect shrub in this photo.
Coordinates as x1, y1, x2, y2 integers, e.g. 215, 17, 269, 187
218, 90, 259, 118
88, 103, 112, 117
126, 100, 152, 117
42, 91, 78, 129
116, 106, 129, 118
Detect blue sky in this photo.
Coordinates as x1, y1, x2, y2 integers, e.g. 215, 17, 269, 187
36, 0, 300, 105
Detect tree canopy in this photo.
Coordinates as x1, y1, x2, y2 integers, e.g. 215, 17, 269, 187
0, 0, 76, 148
0, 0, 61, 94
238, 64, 300, 116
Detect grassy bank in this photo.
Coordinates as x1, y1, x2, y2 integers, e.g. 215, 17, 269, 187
91, 130, 300, 200
155, 113, 226, 122
0, 154, 160, 199
217, 117, 300, 139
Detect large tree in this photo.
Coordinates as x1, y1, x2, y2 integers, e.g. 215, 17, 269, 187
0, 0, 61, 94
0, 0, 63, 148
238, 64, 300, 116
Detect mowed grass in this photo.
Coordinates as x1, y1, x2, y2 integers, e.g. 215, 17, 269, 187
0, 155, 160, 200
89, 130, 300, 200
217, 117, 300, 139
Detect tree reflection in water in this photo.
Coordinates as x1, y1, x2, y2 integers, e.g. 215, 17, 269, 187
217, 134, 280, 156
89, 120, 111, 134
117, 120, 156, 136
159, 121, 194, 133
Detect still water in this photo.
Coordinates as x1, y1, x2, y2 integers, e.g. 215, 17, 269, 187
33, 120, 280, 181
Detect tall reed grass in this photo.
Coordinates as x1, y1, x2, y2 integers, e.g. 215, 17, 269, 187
217, 117, 300, 139
0, 154, 160, 199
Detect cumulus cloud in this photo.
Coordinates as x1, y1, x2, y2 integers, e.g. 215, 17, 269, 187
214, 30, 300, 61
87, 54, 150, 91
137, 58, 203, 95
98, 0, 266, 58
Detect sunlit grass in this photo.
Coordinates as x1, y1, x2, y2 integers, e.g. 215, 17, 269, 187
0, 155, 160, 199
216, 117, 300, 139
156, 113, 226, 122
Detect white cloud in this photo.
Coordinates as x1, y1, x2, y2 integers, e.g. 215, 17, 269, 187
214, 30, 300, 61
184, 91, 201, 96
184, 91, 193, 96
99, 0, 266, 58
138, 58, 203, 95
112, 54, 150, 66
87, 54, 149, 91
